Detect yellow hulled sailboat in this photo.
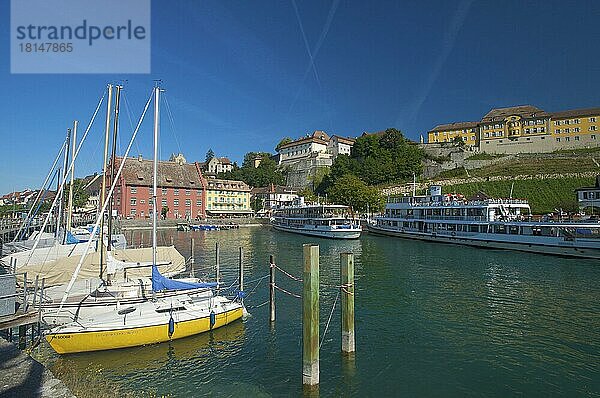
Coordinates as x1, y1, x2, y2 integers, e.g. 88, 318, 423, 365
45, 86, 244, 354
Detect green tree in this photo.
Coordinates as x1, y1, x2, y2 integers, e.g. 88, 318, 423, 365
205, 148, 215, 163
67, 178, 90, 210
161, 206, 169, 219
220, 152, 286, 187
326, 174, 384, 213
276, 137, 293, 151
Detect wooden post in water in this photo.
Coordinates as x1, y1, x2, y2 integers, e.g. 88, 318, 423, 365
269, 254, 275, 322
303, 244, 319, 386
190, 238, 195, 277
215, 242, 220, 289
340, 252, 355, 354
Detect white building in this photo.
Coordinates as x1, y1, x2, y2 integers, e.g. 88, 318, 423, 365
277, 130, 355, 166
575, 176, 600, 211
204, 157, 233, 174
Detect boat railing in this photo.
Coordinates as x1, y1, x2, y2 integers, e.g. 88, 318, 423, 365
386, 198, 529, 207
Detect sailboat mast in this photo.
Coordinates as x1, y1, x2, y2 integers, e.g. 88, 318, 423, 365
57, 128, 71, 241
107, 85, 122, 251
152, 86, 160, 268
66, 120, 78, 233
99, 84, 113, 280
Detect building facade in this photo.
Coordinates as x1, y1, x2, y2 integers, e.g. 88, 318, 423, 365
205, 178, 252, 217
204, 157, 233, 174
575, 176, 600, 211
251, 184, 299, 215
109, 156, 206, 220
427, 105, 600, 154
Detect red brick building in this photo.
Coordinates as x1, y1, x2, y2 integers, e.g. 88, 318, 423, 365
109, 156, 207, 220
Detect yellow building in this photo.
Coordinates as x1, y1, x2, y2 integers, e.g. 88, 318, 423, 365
205, 178, 253, 217
428, 121, 478, 146
426, 105, 600, 154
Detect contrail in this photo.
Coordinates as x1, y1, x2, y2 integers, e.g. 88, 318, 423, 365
396, 0, 474, 129
287, 0, 341, 118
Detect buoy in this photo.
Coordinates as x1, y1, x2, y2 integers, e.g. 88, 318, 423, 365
168, 315, 175, 338
210, 311, 216, 329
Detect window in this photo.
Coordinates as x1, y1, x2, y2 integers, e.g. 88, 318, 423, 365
185, 199, 191, 207
556, 138, 560, 142
592, 135, 596, 140
174, 199, 179, 206
575, 136, 580, 141
196, 199, 202, 206
131, 187, 137, 194
556, 129, 561, 134
574, 127, 580, 132
555, 120, 561, 126
174, 189, 179, 196
590, 126, 597, 131
484, 133, 489, 138
564, 120, 570, 125
162, 199, 167, 206
574, 119, 580, 124
130, 209, 136, 215
540, 127, 545, 132
161, 188, 167, 195
565, 137, 570, 142
185, 189, 191, 196
131, 198, 137, 206
525, 128, 530, 134
140, 199, 145, 204
590, 117, 596, 123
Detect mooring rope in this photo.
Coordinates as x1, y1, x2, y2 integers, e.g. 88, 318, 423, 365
320, 289, 340, 348
274, 264, 303, 282
273, 284, 302, 299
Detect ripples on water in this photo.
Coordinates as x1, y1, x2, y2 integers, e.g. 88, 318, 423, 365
36, 227, 600, 397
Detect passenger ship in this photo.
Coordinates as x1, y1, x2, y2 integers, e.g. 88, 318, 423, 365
271, 198, 362, 239
368, 185, 600, 259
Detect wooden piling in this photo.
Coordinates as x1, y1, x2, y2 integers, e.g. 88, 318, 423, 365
190, 238, 195, 277
215, 242, 220, 288
340, 252, 355, 354
269, 254, 275, 322
303, 244, 319, 386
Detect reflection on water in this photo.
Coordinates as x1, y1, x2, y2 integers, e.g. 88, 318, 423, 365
34, 227, 600, 397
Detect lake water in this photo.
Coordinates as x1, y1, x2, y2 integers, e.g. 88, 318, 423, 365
34, 227, 600, 397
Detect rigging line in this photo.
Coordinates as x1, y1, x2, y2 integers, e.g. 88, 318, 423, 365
320, 289, 340, 349
13, 139, 67, 242
59, 90, 154, 312
24, 89, 106, 267
163, 95, 183, 155
122, 92, 142, 157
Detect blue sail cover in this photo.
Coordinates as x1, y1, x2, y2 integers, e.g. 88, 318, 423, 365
151, 265, 218, 292
65, 231, 82, 244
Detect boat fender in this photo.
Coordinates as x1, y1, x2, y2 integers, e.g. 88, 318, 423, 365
168, 314, 175, 338
210, 311, 216, 329
237, 290, 247, 299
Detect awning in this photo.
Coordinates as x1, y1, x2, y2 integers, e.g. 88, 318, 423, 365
206, 209, 254, 215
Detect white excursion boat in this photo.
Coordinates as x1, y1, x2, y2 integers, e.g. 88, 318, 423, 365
271, 197, 362, 239
368, 185, 600, 259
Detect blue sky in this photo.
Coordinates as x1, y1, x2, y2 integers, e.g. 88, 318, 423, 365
1, 0, 599, 194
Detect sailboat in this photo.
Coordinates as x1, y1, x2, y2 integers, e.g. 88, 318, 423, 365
45, 86, 244, 354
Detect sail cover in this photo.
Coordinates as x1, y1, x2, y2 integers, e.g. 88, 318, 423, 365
151, 265, 217, 292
